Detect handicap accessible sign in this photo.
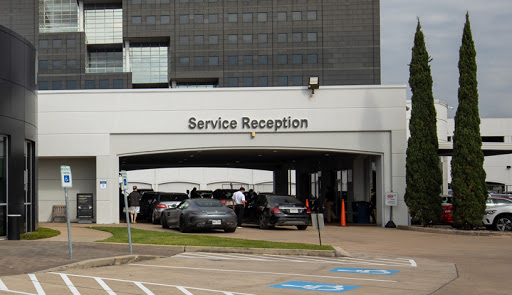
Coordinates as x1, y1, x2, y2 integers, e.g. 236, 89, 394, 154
330, 267, 400, 275
269, 281, 361, 293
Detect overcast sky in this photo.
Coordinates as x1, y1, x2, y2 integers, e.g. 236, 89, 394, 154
381, 0, 512, 118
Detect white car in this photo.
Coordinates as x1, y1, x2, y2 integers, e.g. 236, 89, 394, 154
482, 203, 512, 231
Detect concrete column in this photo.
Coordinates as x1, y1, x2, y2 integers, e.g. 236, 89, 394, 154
273, 167, 289, 195
295, 167, 310, 202
96, 155, 120, 224
352, 156, 368, 202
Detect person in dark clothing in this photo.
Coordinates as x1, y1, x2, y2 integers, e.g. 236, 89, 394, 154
323, 187, 337, 223
190, 187, 198, 199
128, 186, 141, 223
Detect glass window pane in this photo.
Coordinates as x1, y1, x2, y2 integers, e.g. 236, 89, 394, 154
99, 79, 109, 88
228, 13, 237, 22
277, 12, 286, 21
277, 76, 288, 86
66, 80, 77, 89
85, 80, 95, 89
208, 14, 218, 23
39, 81, 49, 90
209, 35, 219, 44
242, 13, 252, 22
147, 16, 156, 25
113, 79, 123, 88
180, 15, 189, 24
227, 77, 238, 87
308, 54, 318, 64
257, 55, 268, 65
243, 55, 252, 65
243, 77, 253, 87
180, 36, 189, 45
39, 40, 48, 48
242, 34, 252, 43
228, 56, 238, 65
292, 11, 302, 21
277, 54, 287, 65
278, 33, 287, 42
228, 34, 237, 43
292, 76, 302, 86
292, 54, 303, 64
258, 34, 267, 43
209, 56, 219, 66
53, 39, 62, 48
195, 35, 204, 44
161, 15, 170, 24
307, 11, 317, 21
308, 32, 317, 42
257, 12, 267, 22
258, 76, 268, 86
292, 33, 302, 42
52, 81, 63, 89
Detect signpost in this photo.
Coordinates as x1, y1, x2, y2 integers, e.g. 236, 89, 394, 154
121, 170, 133, 254
385, 192, 398, 228
60, 165, 73, 259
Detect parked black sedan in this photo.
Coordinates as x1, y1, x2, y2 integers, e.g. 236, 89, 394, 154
243, 194, 311, 230
160, 198, 238, 233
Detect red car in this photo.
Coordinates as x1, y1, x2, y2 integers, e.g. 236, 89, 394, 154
441, 195, 453, 224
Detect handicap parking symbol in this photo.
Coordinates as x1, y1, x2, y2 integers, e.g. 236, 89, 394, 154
269, 281, 361, 293
64, 175, 70, 183
330, 267, 399, 275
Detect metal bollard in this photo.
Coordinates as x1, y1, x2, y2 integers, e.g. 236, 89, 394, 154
8, 214, 22, 240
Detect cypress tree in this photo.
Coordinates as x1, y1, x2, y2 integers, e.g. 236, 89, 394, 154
405, 20, 442, 226
451, 13, 487, 229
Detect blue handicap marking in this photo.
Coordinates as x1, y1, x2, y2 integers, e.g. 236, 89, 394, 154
269, 281, 361, 293
64, 175, 70, 183
123, 179, 127, 186
330, 267, 400, 276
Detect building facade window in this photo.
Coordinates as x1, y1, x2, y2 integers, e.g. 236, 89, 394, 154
39, 0, 79, 33
258, 76, 268, 86
292, 76, 302, 85
242, 34, 252, 43
208, 14, 218, 23
194, 56, 204, 66
85, 4, 123, 44
39, 60, 49, 70
242, 13, 252, 22
194, 14, 203, 24
292, 33, 302, 42
308, 32, 317, 42
243, 55, 252, 65
52, 60, 62, 70
132, 16, 142, 24
209, 35, 219, 44
85, 80, 95, 89
161, 15, 170, 24
308, 54, 318, 64
39, 40, 49, 48
113, 79, 123, 88
257, 55, 268, 65
66, 60, 76, 69
228, 13, 237, 22
87, 48, 123, 73
52, 39, 62, 48
292, 54, 303, 64
257, 12, 267, 22
66, 39, 76, 48
277, 54, 287, 65
227, 77, 238, 87
66, 80, 77, 89
147, 15, 156, 25
208, 56, 219, 66
277, 12, 286, 21
52, 80, 63, 89
179, 15, 189, 24
179, 57, 190, 66
39, 81, 49, 90
129, 43, 169, 83
307, 11, 317, 21
228, 34, 238, 43
278, 33, 287, 42
228, 56, 238, 65
99, 79, 109, 88
194, 35, 204, 45
257, 34, 267, 43
292, 11, 302, 21
277, 76, 288, 86
180, 36, 189, 45
243, 77, 253, 87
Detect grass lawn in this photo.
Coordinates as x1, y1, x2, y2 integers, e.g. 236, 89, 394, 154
21, 227, 60, 240
92, 227, 333, 251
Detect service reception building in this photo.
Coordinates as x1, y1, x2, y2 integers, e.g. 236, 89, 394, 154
37, 86, 407, 226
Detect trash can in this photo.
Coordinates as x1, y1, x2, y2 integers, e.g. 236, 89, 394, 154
8, 214, 21, 240
356, 202, 370, 224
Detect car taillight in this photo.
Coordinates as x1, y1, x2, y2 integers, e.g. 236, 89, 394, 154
221, 200, 226, 204
307, 207, 311, 213
156, 204, 167, 209
270, 207, 282, 213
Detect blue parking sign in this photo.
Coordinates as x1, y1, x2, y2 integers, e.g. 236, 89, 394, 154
269, 281, 361, 293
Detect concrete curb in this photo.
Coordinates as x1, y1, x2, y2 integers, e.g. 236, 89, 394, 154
40, 255, 161, 273
397, 225, 512, 237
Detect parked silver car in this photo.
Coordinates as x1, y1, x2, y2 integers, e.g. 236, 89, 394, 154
149, 192, 189, 224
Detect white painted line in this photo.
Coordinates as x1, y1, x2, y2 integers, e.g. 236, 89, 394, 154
0, 289, 36, 295
94, 278, 116, 295
134, 282, 155, 295
130, 264, 397, 283
176, 286, 194, 295
59, 274, 81, 295
0, 278, 8, 291
28, 274, 46, 295
409, 259, 418, 267
49, 273, 255, 295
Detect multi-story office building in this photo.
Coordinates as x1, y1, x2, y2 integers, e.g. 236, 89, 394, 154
4, 0, 381, 90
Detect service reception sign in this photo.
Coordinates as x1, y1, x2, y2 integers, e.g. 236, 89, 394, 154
385, 192, 398, 206
77, 193, 94, 219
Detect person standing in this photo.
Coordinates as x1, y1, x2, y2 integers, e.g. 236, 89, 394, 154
323, 187, 337, 223
128, 186, 141, 223
190, 187, 198, 199
232, 187, 246, 228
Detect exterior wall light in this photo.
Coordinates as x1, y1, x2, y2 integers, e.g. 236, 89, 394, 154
308, 76, 319, 94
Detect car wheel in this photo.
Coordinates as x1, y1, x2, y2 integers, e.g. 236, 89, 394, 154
225, 227, 236, 233
161, 213, 168, 229
297, 225, 308, 230
494, 214, 512, 231
179, 215, 189, 233
151, 213, 158, 224
259, 214, 269, 229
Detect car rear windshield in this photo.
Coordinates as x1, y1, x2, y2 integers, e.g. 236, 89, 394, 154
196, 200, 224, 207
160, 194, 188, 202
269, 196, 303, 206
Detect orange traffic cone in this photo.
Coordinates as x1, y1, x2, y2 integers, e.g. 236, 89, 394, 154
341, 199, 346, 226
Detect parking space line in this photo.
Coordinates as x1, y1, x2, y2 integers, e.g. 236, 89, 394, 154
0, 278, 8, 291
59, 274, 81, 295
174, 252, 417, 267
130, 264, 397, 283
28, 274, 45, 295
49, 272, 255, 295
94, 278, 116, 295
134, 282, 155, 295
176, 286, 194, 295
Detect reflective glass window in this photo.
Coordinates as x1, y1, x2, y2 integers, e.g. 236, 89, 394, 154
257, 55, 268, 65
277, 54, 287, 65
292, 33, 302, 42
147, 16, 156, 25
85, 80, 95, 89
39, 40, 49, 48
277, 12, 286, 21
277, 76, 288, 86
85, 4, 123, 44
161, 15, 170, 24
87, 48, 123, 73
257, 34, 267, 43
113, 79, 123, 88
242, 34, 252, 43
208, 14, 218, 23
278, 33, 287, 43
129, 43, 169, 83
258, 12, 267, 22
242, 13, 252, 22
228, 56, 238, 65
52, 60, 63, 69
66, 80, 77, 89
292, 54, 303, 64
195, 35, 204, 45
179, 57, 190, 66
180, 15, 189, 24
243, 77, 253, 87
99, 79, 109, 88
52, 81, 63, 89
39, 81, 49, 90
308, 54, 318, 64
39, 60, 49, 70
66, 39, 76, 48
53, 39, 62, 48
228, 34, 238, 43
227, 77, 238, 87
243, 55, 252, 65
209, 35, 219, 44
209, 56, 219, 66
132, 16, 142, 24
67, 60, 76, 69
258, 76, 268, 86
307, 11, 317, 21
228, 14, 237, 22
39, 0, 79, 33
292, 11, 302, 21
292, 76, 302, 86
308, 32, 317, 42
194, 56, 204, 66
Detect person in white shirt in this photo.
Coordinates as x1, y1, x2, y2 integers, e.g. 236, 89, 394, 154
232, 187, 246, 228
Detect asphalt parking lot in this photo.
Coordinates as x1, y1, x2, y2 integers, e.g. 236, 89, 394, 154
1, 222, 511, 294
0, 251, 455, 294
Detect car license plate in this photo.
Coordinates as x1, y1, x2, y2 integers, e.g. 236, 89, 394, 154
290, 209, 298, 213
212, 220, 221, 225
